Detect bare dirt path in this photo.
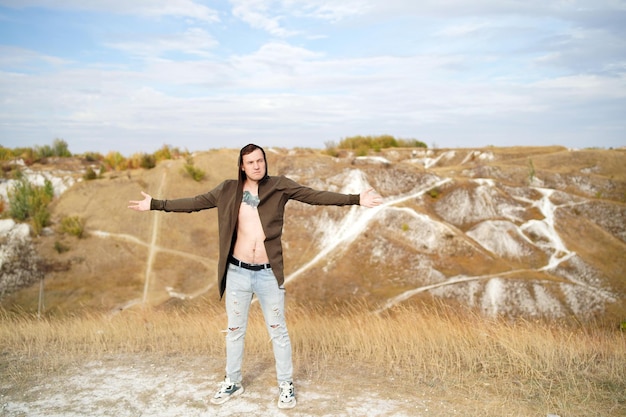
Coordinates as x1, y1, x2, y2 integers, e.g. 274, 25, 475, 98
91, 231, 214, 269
1, 355, 459, 417
143, 169, 168, 304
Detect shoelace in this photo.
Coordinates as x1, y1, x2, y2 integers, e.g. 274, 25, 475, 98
218, 381, 234, 394
279, 383, 293, 401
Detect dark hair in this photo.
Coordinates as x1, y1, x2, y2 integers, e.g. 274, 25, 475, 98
238, 143, 268, 182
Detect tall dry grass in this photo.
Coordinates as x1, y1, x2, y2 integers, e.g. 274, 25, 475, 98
1, 303, 624, 416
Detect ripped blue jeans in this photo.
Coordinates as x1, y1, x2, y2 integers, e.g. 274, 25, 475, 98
224, 263, 293, 385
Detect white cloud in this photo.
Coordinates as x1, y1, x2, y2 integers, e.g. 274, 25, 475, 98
532, 26, 626, 75
361, 0, 625, 18
435, 21, 491, 38
0, 46, 69, 68
230, 0, 367, 37
0, 0, 220, 22
104, 28, 219, 58
287, 0, 370, 22
231, 0, 294, 37
531, 73, 626, 100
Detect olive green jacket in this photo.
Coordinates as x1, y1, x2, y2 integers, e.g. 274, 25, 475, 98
151, 175, 360, 298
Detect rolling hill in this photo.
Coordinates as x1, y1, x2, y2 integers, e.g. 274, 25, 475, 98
1, 146, 625, 321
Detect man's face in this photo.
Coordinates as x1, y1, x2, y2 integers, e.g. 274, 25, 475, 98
241, 148, 266, 182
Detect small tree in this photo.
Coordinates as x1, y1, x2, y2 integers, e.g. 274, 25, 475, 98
140, 153, 156, 169
52, 138, 71, 157
103, 151, 127, 171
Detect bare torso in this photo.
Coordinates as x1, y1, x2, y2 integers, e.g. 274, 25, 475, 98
232, 186, 269, 264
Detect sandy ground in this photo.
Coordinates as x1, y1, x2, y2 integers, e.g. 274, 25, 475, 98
1, 355, 462, 417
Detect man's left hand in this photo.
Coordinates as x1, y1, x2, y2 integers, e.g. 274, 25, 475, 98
360, 188, 383, 208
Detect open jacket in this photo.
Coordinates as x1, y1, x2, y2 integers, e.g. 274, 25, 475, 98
150, 175, 360, 298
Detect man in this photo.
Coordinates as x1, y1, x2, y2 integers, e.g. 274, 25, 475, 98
128, 144, 382, 409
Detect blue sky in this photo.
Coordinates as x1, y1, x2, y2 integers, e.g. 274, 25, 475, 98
0, 1, 624, 155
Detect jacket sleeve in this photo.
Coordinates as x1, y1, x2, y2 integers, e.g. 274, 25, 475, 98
280, 176, 360, 206
150, 181, 225, 212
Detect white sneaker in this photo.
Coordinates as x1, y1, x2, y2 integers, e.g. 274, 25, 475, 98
277, 381, 296, 409
210, 377, 244, 405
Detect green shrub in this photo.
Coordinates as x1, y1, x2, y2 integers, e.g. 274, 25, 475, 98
36, 144, 54, 158
154, 144, 185, 162
528, 159, 536, 184
154, 144, 173, 161
323, 147, 339, 157
7, 172, 54, 235
182, 157, 205, 182
60, 216, 85, 238
0, 146, 14, 161
338, 135, 426, 151
184, 164, 205, 181
52, 138, 71, 157
83, 167, 98, 180
54, 240, 70, 254
34, 139, 72, 160
103, 151, 126, 171
43, 178, 54, 198
323, 141, 339, 157
31, 208, 50, 236
398, 138, 428, 148
427, 187, 441, 199
355, 145, 369, 157
83, 152, 102, 162
140, 153, 156, 169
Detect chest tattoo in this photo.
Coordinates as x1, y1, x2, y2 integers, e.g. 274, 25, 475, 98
242, 190, 260, 208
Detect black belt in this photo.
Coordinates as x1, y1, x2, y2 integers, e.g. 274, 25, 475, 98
229, 256, 271, 271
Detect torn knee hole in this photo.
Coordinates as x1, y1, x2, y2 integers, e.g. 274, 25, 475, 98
229, 327, 240, 331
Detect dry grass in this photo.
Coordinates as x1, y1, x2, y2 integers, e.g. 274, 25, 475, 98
1, 303, 624, 416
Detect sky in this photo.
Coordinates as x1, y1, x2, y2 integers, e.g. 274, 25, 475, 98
0, 0, 625, 155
